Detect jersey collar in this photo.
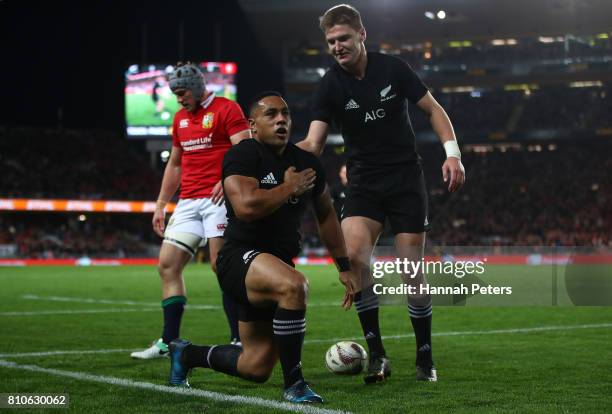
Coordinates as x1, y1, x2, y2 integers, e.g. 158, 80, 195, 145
335, 51, 371, 80
200, 92, 215, 109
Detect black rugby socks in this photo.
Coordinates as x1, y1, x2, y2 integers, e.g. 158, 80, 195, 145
273, 307, 306, 388
408, 297, 433, 367
183, 344, 242, 376
354, 285, 386, 358
161, 295, 186, 344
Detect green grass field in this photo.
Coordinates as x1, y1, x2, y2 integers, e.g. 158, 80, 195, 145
125, 94, 180, 127
1, 265, 611, 413
126, 91, 238, 127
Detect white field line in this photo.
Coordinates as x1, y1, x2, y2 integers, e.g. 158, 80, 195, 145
21, 294, 338, 308
0, 359, 351, 414
21, 294, 219, 310
303, 322, 612, 344
0, 308, 160, 316
0, 349, 141, 358
1, 323, 610, 359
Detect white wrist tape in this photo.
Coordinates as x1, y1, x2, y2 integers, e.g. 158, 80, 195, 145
443, 140, 461, 159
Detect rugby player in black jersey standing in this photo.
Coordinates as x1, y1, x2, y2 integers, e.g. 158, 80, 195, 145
167, 92, 355, 404
298, 4, 466, 383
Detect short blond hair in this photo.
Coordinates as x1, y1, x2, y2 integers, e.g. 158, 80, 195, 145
319, 4, 364, 32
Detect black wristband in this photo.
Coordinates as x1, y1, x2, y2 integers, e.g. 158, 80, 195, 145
335, 257, 351, 272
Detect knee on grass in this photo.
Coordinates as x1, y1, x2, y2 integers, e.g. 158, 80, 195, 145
239, 361, 274, 383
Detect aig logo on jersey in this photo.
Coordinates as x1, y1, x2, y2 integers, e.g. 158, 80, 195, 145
365, 109, 386, 123
202, 112, 214, 129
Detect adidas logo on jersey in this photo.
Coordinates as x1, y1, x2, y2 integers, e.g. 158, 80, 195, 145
261, 172, 278, 185
345, 99, 360, 110
179, 119, 189, 128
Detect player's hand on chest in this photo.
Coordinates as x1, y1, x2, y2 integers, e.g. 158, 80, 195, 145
258, 160, 312, 207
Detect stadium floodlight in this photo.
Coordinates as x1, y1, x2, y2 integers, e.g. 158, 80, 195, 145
424, 11, 435, 20
437, 10, 446, 20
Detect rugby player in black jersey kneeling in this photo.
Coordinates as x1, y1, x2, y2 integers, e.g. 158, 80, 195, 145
168, 92, 354, 404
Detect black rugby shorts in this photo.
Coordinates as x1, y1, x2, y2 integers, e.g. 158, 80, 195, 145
216, 241, 294, 322
342, 163, 430, 234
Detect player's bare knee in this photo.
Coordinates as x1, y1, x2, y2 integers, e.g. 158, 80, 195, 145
158, 259, 180, 281
408, 293, 431, 306
345, 243, 363, 262
238, 356, 274, 383
279, 271, 308, 304
210, 259, 218, 275
245, 365, 273, 383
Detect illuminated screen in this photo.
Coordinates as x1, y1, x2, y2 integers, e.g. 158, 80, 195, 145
124, 62, 238, 138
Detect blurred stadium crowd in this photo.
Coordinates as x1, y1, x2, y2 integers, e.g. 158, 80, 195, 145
2, 132, 610, 258
1, 127, 160, 200
0, 213, 155, 259
288, 33, 612, 78
2, 32, 611, 258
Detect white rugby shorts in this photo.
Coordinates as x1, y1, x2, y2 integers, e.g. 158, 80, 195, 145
163, 198, 227, 256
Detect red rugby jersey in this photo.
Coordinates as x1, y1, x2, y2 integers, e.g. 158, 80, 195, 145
172, 95, 249, 199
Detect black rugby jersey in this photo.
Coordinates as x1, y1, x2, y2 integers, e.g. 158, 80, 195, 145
312, 52, 428, 175
222, 139, 326, 259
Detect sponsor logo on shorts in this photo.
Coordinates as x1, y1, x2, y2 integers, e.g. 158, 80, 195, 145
424, 216, 429, 227
242, 250, 260, 264
202, 112, 214, 129
217, 223, 226, 230
179, 119, 189, 128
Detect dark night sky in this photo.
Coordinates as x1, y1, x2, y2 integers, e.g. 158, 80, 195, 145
0, 0, 283, 131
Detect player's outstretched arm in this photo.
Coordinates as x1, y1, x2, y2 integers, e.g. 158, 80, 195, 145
153, 146, 182, 237
223, 167, 316, 222
296, 120, 330, 156
416, 92, 466, 192
313, 186, 355, 309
